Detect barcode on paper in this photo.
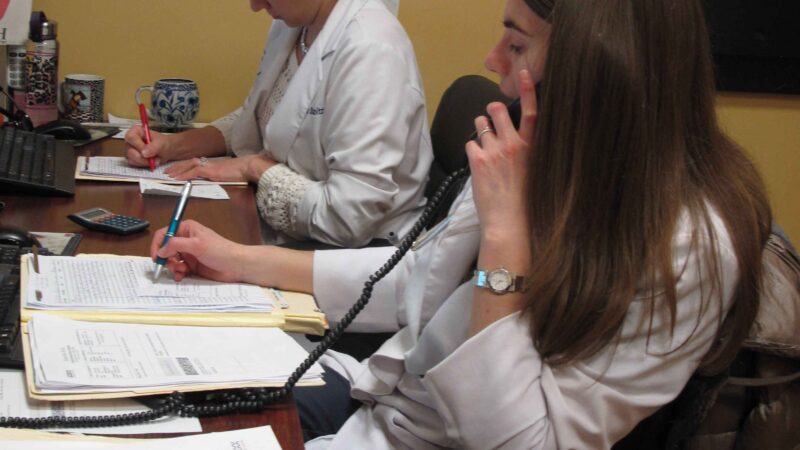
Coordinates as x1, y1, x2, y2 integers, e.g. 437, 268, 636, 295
176, 357, 199, 376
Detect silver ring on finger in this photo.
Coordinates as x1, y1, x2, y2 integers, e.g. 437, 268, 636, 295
476, 126, 494, 145
199, 157, 208, 167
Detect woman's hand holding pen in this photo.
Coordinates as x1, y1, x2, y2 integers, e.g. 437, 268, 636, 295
151, 220, 248, 283
166, 153, 278, 182
125, 125, 175, 167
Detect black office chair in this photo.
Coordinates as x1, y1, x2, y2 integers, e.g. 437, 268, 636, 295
425, 75, 510, 225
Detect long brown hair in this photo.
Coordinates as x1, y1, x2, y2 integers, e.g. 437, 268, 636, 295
522, 0, 771, 375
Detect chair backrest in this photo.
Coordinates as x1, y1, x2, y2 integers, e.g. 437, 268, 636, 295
426, 75, 510, 200
613, 226, 800, 449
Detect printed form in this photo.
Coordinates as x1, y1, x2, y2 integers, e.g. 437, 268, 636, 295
28, 315, 324, 394
78, 156, 234, 183
25, 256, 272, 312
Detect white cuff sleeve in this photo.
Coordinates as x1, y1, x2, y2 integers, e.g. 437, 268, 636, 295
313, 246, 406, 332
256, 164, 313, 235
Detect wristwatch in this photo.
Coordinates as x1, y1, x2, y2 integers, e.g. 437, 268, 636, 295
474, 267, 526, 294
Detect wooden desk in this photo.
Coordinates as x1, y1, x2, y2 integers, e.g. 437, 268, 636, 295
0, 139, 304, 449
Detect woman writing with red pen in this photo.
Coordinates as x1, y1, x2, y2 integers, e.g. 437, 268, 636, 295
126, 0, 431, 249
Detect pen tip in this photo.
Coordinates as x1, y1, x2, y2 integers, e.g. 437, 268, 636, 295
153, 266, 163, 282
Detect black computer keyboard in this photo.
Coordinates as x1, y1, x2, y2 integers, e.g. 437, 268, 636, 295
0, 243, 54, 368
0, 126, 76, 196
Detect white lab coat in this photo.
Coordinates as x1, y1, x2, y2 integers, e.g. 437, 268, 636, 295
308, 182, 740, 449
212, 0, 432, 246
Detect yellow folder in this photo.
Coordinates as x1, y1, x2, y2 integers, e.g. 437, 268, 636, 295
20, 254, 327, 335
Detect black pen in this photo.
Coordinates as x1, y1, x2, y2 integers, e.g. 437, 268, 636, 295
153, 181, 193, 281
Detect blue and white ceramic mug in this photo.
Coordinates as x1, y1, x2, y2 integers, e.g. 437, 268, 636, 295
135, 78, 199, 128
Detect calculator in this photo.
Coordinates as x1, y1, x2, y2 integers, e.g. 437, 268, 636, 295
68, 207, 150, 235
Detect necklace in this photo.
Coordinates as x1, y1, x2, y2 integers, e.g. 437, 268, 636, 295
299, 27, 310, 56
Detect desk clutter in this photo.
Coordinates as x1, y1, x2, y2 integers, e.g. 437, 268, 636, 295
0, 136, 312, 444
6, 253, 326, 401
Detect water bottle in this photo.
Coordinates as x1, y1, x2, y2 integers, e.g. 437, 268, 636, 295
25, 12, 59, 127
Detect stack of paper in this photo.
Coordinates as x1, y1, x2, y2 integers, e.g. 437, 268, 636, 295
19, 254, 328, 334
26, 315, 324, 398
76, 156, 246, 185
0, 426, 282, 450
25, 256, 272, 313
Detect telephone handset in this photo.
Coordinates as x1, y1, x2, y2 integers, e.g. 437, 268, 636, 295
470, 98, 523, 141
0, 97, 526, 429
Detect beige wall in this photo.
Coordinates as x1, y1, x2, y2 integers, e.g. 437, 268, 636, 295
32, 0, 800, 242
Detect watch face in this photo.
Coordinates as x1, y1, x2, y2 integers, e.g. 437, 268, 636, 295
488, 269, 512, 292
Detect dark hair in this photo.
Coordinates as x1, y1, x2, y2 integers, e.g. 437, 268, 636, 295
523, 0, 554, 22
522, 0, 771, 375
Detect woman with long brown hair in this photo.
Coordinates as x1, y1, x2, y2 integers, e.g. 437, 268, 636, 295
150, 0, 772, 447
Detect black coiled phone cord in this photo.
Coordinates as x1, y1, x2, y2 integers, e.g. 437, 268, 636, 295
0, 167, 470, 429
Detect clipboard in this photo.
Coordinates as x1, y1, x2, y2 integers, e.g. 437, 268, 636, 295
75, 156, 248, 186
20, 323, 324, 402
20, 254, 327, 335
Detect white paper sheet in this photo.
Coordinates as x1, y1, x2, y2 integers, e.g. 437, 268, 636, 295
140, 180, 230, 200
25, 256, 272, 312
28, 315, 323, 393
0, 369, 201, 435
0, 425, 282, 449
78, 156, 232, 183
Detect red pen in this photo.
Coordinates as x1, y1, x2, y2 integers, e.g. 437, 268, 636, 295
138, 103, 155, 171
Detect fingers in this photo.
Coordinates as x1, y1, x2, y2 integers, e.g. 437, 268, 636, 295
151, 220, 197, 260
164, 257, 191, 282
164, 158, 214, 180
126, 147, 152, 167
465, 138, 483, 170
485, 102, 514, 142
124, 125, 146, 149
154, 220, 205, 258
125, 126, 150, 167
165, 158, 204, 180
125, 125, 168, 168
150, 227, 168, 260
126, 126, 167, 158
516, 69, 538, 144
475, 70, 538, 148
472, 115, 496, 147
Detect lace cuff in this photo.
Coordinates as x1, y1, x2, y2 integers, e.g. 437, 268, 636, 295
256, 164, 313, 234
